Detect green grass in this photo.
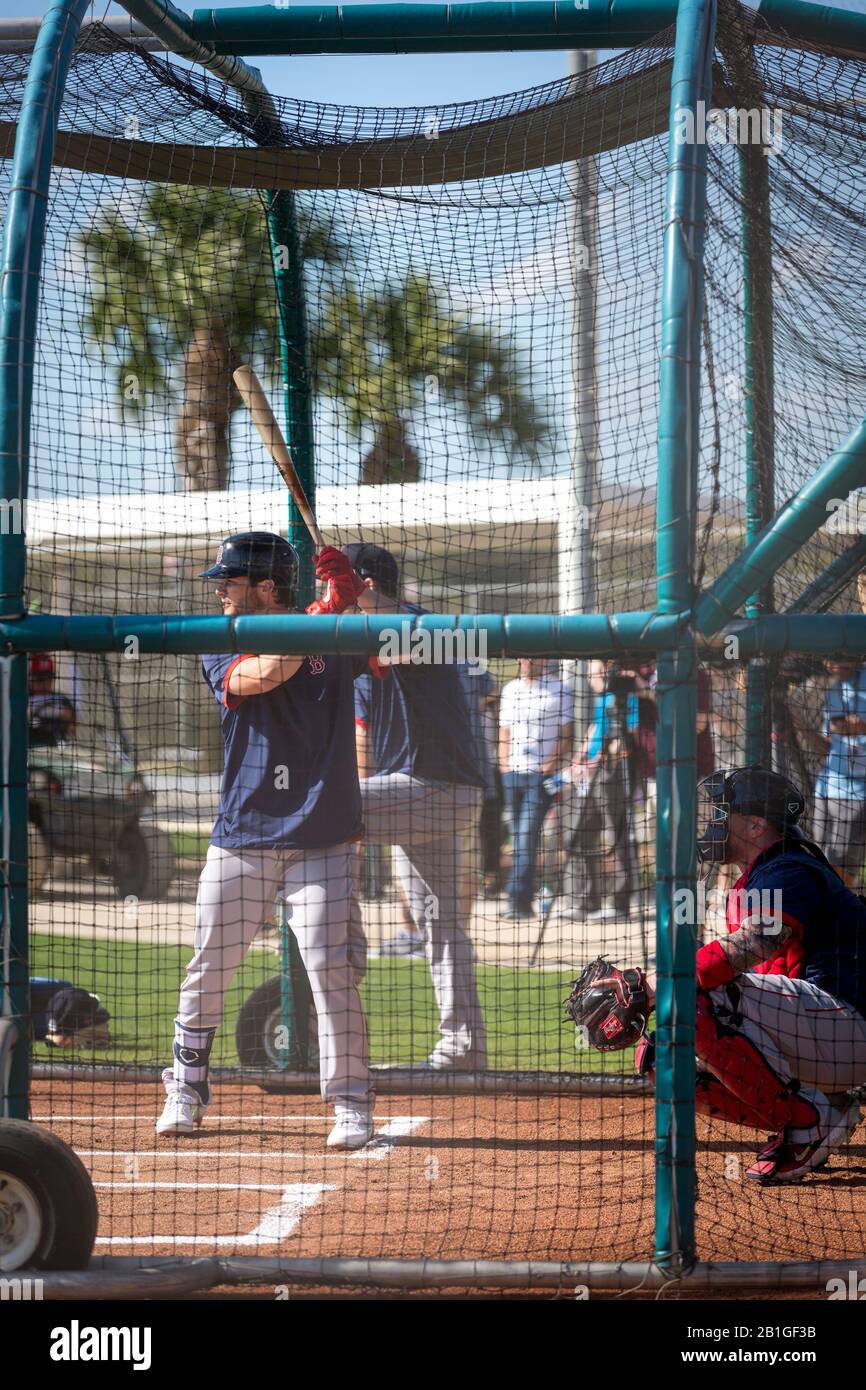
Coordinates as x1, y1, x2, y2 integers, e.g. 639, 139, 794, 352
29, 933, 629, 1074
170, 831, 211, 860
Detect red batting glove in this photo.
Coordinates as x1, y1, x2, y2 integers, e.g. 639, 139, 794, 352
305, 546, 366, 616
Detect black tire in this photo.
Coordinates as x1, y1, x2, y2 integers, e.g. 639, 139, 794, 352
112, 823, 176, 901
236, 976, 319, 1071
0, 1121, 98, 1271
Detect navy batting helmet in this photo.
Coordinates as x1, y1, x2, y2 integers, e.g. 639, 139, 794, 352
697, 765, 806, 864
341, 542, 399, 597
199, 532, 299, 595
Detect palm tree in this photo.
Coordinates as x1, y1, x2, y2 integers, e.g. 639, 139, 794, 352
78, 185, 339, 491
313, 272, 545, 483
78, 188, 545, 488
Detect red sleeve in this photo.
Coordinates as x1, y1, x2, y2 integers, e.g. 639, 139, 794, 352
696, 939, 737, 991
222, 654, 254, 710
355, 718, 367, 729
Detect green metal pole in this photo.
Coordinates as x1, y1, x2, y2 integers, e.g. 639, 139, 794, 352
655, 0, 717, 1273
695, 413, 866, 636
785, 535, 866, 615
0, 0, 90, 1118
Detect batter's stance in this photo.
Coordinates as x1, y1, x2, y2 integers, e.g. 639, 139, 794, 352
156, 532, 376, 1149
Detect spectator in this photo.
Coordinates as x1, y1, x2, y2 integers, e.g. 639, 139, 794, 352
812, 658, 866, 889
499, 658, 571, 920
710, 665, 746, 771
771, 657, 829, 805
566, 660, 642, 921
458, 658, 501, 912
857, 568, 866, 615
28, 653, 77, 746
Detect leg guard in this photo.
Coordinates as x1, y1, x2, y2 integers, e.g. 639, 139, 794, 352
695, 1070, 776, 1130
172, 1020, 216, 1104
695, 989, 819, 1133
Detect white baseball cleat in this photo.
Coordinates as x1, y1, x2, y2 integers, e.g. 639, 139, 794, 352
326, 1107, 375, 1150
155, 1067, 209, 1136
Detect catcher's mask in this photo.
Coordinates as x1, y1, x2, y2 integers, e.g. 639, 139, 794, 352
696, 765, 806, 866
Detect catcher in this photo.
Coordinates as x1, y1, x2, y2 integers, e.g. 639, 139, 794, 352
566, 766, 866, 1183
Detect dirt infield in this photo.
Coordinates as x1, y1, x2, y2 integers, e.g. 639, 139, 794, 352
30, 1079, 866, 1271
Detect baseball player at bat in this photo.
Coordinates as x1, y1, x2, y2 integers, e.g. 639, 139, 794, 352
156, 531, 379, 1149
347, 542, 487, 1069
568, 766, 866, 1183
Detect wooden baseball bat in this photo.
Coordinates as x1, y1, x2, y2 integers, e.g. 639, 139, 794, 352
233, 364, 326, 551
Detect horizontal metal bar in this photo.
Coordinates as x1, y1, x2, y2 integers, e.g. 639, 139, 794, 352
188, 0, 866, 56
31, 1059, 646, 1096
190, 1, 675, 54
0, 611, 686, 657
0, 15, 167, 51
72, 1255, 866, 1292
7, 610, 866, 658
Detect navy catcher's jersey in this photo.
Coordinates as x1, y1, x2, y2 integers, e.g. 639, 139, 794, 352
354, 606, 483, 789
743, 841, 866, 1019
203, 651, 363, 850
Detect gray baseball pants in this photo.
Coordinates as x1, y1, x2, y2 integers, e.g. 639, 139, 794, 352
178, 842, 372, 1109
359, 774, 487, 1064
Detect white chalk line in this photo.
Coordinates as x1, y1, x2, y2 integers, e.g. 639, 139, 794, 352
355, 1115, 431, 1160
94, 1183, 335, 1247
87, 1117, 433, 1248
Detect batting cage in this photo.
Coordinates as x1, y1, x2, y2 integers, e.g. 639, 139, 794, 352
1, 0, 866, 1299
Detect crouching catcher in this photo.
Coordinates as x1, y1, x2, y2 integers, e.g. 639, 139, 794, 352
566, 766, 866, 1184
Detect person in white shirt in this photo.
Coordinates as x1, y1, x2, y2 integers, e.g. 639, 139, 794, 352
498, 659, 571, 919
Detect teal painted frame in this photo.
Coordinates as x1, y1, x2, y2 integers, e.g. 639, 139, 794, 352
188, 0, 866, 57
0, 0, 91, 1118
654, 0, 717, 1271
3, 0, 866, 1274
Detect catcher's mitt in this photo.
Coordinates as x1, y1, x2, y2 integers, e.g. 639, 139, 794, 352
565, 957, 651, 1052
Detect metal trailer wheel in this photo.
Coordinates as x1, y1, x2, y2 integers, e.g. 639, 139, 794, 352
0, 1121, 98, 1271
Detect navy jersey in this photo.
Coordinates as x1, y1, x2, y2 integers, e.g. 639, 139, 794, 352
702, 840, 866, 1019
354, 609, 483, 789
203, 651, 363, 850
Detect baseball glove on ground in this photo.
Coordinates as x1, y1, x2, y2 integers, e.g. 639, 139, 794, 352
565, 958, 652, 1052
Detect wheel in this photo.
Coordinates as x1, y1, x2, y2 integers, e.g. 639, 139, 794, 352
112, 823, 176, 901
236, 976, 319, 1071
28, 822, 49, 896
0, 1121, 97, 1271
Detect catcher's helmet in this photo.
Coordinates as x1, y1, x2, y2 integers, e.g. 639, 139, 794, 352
697, 764, 806, 864
199, 532, 299, 594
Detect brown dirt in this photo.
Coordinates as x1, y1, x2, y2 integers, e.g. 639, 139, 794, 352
30, 1079, 866, 1278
